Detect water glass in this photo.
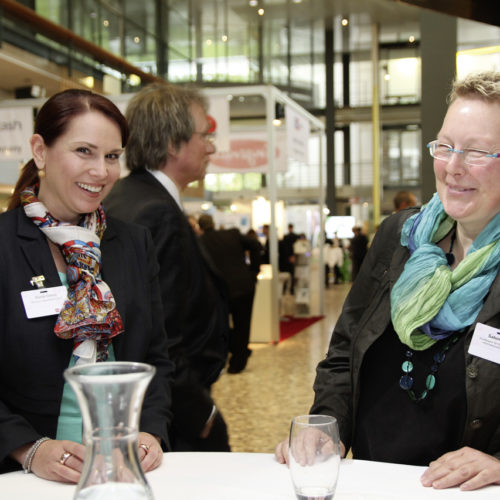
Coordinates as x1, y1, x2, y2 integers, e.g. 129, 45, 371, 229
288, 414, 341, 500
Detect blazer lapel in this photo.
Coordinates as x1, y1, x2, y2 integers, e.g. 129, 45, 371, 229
100, 221, 126, 354
16, 209, 60, 287
475, 268, 500, 327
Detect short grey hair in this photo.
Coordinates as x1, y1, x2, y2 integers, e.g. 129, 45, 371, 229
125, 82, 207, 171
448, 71, 500, 104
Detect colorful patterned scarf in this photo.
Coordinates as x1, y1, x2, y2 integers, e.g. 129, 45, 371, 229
391, 192, 500, 350
21, 185, 124, 361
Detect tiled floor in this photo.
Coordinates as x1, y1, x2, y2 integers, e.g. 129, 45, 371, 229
212, 284, 351, 453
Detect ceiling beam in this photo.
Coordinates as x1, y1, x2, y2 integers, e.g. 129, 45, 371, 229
398, 0, 500, 27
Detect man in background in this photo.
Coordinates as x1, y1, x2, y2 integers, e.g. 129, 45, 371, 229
282, 223, 299, 294
198, 214, 262, 373
349, 226, 368, 282
105, 82, 230, 451
393, 190, 417, 212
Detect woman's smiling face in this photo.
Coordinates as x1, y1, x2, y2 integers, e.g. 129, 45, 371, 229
32, 111, 123, 224
434, 97, 500, 236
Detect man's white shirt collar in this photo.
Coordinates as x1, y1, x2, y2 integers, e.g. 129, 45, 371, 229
149, 169, 182, 209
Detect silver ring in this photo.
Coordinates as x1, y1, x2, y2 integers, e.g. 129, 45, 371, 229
139, 443, 149, 454
59, 451, 72, 466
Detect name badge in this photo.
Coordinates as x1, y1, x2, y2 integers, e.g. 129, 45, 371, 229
468, 322, 500, 365
21, 286, 67, 319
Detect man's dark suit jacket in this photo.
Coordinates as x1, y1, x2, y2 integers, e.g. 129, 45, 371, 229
104, 169, 229, 446
199, 228, 261, 300
0, 207, 174, 472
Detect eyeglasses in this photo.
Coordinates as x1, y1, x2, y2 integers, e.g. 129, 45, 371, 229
427, 140, 500, 167
193, 131, 216, 144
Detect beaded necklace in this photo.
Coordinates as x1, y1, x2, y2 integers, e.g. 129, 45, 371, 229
399, 333, 460, 401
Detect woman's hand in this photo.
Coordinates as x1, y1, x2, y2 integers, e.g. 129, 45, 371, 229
274, 436, 346, 466
421, 446, 500, 491
137, 432, 163, 472
31, 439, 85, 483
274, 437, 290, 465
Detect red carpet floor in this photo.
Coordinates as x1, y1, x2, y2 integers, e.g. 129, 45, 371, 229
279, 315, 324, 342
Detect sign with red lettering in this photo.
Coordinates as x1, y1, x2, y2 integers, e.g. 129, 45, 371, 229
208, 131, 286, 173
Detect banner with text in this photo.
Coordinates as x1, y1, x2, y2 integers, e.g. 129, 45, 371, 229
207, 130, 286, 173
0, 107, 33, 160
285, 104, 310, 164
208, 95, 230, 152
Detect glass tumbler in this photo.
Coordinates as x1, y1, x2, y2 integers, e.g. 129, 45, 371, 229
288, 414, 341, 500
64, 361, 156, 500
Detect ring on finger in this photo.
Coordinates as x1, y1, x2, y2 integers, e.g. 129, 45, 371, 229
60, 451, 72, 466
139, 443, 150, 454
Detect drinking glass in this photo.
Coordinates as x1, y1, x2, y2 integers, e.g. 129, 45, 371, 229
288, 414, 341, 500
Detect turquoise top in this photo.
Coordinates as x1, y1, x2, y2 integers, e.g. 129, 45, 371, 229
55, 272, 116, 443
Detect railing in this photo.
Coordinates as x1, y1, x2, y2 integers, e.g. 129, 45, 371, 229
0, 0, 163, 86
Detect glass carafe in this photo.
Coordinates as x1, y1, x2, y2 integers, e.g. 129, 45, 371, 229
64, 361, 156, 500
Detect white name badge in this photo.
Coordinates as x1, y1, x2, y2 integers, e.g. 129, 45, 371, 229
21, 286, 67, 319
468, 322, 500, 365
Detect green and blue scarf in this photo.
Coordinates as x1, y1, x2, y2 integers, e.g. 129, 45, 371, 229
391, 192, 500, 350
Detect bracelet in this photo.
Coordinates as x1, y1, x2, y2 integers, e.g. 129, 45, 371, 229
204, 404, 217, 426
22, 437, 51, 474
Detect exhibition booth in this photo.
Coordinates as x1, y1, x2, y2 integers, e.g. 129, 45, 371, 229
0, 85, 325, 343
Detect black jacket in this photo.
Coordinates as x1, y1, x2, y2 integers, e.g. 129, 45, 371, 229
0, 207, 174, 472
199, 227, 261, 300
312, 208, 500, 459
105, 169, 229, 443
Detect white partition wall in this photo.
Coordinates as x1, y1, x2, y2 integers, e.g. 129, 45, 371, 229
202, 85, 325, 342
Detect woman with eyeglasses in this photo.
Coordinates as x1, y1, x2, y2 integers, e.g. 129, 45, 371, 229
276, 71, 500, 490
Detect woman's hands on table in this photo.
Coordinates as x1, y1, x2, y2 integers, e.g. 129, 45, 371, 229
421, 446, 500, 491
12, 431, 162, 484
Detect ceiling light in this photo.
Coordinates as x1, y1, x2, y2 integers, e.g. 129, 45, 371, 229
258, 8, 265, 15
341, 18, 349, 27
128, 74, 141, 86
79, 76, 94, 88
206, 39, 213, 45
103, 19, 109, 27
249, 0, 258, 6
409, 35, 415, 43
221, 35, 228, 42
133, 36, 140, 44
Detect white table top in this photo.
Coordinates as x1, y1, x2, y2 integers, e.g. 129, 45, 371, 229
2, 452, 499, 499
